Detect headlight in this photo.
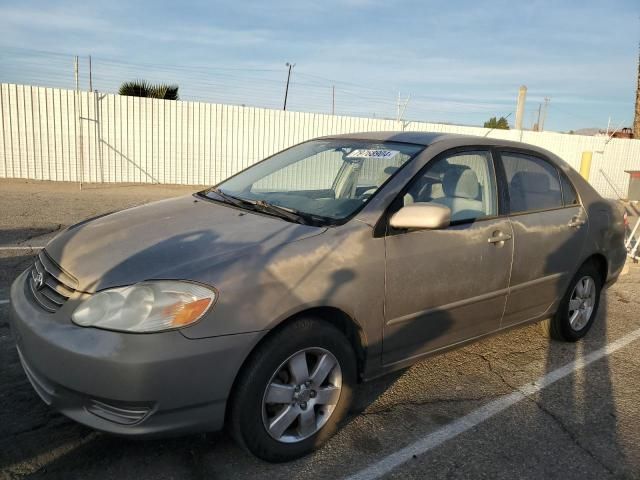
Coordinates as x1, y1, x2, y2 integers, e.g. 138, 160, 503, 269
72, 281, 216, 333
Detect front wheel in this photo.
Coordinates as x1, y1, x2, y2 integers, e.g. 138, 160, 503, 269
542, 262, 602, 342
228, 318, 356, 462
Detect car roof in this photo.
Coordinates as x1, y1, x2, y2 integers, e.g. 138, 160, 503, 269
318, 131, 451, 146
318, 131, 561, 163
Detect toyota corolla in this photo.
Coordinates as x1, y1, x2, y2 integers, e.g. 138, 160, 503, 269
9, 132, 626, 462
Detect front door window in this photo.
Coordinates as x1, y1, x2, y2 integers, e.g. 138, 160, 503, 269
402, 151, 497, 223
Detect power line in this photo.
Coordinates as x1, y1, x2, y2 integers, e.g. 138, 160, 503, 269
0, 45, 613, 129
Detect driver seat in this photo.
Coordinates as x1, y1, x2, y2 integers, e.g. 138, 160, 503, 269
432, 168, 484, 221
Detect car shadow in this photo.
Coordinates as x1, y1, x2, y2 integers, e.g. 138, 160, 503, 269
535, 197, 631, 476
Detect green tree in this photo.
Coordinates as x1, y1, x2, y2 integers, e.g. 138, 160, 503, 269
118, 80, 179, 100
483, 116, 510, 130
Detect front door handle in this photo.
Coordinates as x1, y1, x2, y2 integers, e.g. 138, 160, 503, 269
568, 218, 586, 228
488, 231, 512, 244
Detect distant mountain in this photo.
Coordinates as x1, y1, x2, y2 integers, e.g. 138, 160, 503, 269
573, 128, 602, 136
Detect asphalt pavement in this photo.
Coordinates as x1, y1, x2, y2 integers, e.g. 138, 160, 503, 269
1, 180, 639, 480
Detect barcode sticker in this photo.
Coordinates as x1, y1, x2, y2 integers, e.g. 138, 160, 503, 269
346, 149, 399, 159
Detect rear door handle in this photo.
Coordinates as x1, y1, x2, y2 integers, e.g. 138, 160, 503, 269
488, 232, 512, 244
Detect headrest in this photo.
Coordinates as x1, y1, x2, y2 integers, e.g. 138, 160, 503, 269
443, 168, 480, 199
377, 166, 399, 184
512, 171, 550, 193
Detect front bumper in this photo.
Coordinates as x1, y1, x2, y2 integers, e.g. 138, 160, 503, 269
9, 269, 263, 437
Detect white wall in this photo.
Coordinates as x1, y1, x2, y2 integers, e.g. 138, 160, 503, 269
1, 83, 639, 198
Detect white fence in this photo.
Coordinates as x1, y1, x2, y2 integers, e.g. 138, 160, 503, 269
1, 83, 639, 198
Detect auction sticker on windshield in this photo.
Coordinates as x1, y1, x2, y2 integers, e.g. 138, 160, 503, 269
346, 149, 399, 159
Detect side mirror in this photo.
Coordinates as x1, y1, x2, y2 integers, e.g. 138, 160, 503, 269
389, 203, 451, 230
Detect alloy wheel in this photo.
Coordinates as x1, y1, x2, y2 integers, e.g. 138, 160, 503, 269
568, 275, 596, 331
261, 348, 342, 443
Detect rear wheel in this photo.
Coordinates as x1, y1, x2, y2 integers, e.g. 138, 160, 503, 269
228, 318, 356, 462
542, 262, 602, 341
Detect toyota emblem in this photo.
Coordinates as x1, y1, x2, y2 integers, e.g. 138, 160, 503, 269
33, 270, 45, 290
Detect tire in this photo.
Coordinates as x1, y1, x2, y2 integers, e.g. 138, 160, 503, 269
228, 317, 356, 462
542, 261, 602, 342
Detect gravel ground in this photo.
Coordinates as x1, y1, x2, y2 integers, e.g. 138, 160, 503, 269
1, 180, 639, 480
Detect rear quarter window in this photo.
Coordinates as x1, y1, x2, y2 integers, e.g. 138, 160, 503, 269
559, 172, 579, 206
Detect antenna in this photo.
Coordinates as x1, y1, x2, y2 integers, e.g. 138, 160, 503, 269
605, 119, 627, 145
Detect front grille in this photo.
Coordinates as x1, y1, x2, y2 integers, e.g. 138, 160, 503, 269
28, 251, 77, 313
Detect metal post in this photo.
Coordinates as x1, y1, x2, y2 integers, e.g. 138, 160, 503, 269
398, 94, 410, 124
515, 85, 527, 130
626, 216, 640, 250
75, 55, 84, 190
627, 215, 640, 261
74, 56, 83, 190
283, 62, 294, 111
74, 56, 79, 91
331, 85, 335, 115
580, 151, 593, 181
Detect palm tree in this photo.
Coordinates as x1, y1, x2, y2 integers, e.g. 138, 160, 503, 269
483, 116, 510, 130
118, 80, 179, 100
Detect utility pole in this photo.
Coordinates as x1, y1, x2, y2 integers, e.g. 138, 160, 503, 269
634, 46, 640, 139
539, 97, 550, 131
534, 103, 542, 132
331, 85, 335, 115
515, 85, 527, 130
399, 95, 410, 123
88, 55, 93, 92
283, 62, 295, 111
396, 91, 410, 122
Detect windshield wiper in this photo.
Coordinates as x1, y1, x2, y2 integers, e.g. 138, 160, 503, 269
206, 188, 324, 225
254, 200, 325, 225
206, 188, 255, 208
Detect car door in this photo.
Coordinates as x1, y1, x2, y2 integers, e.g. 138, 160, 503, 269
382, 148, 513, 366
498, 150, 589, 327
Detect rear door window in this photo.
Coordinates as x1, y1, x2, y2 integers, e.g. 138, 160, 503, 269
500, 152, 563, 213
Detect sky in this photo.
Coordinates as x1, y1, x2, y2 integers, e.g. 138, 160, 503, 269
0, 0, 638, 132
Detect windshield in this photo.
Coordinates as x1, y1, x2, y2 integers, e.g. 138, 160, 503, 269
203, 140, 423, 225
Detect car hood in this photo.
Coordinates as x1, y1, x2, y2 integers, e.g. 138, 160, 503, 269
45, 195, 325, 292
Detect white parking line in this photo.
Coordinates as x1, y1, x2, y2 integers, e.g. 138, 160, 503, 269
0, 299, 9, 305
0, 246, 43, 251
346, 326, 640, 480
